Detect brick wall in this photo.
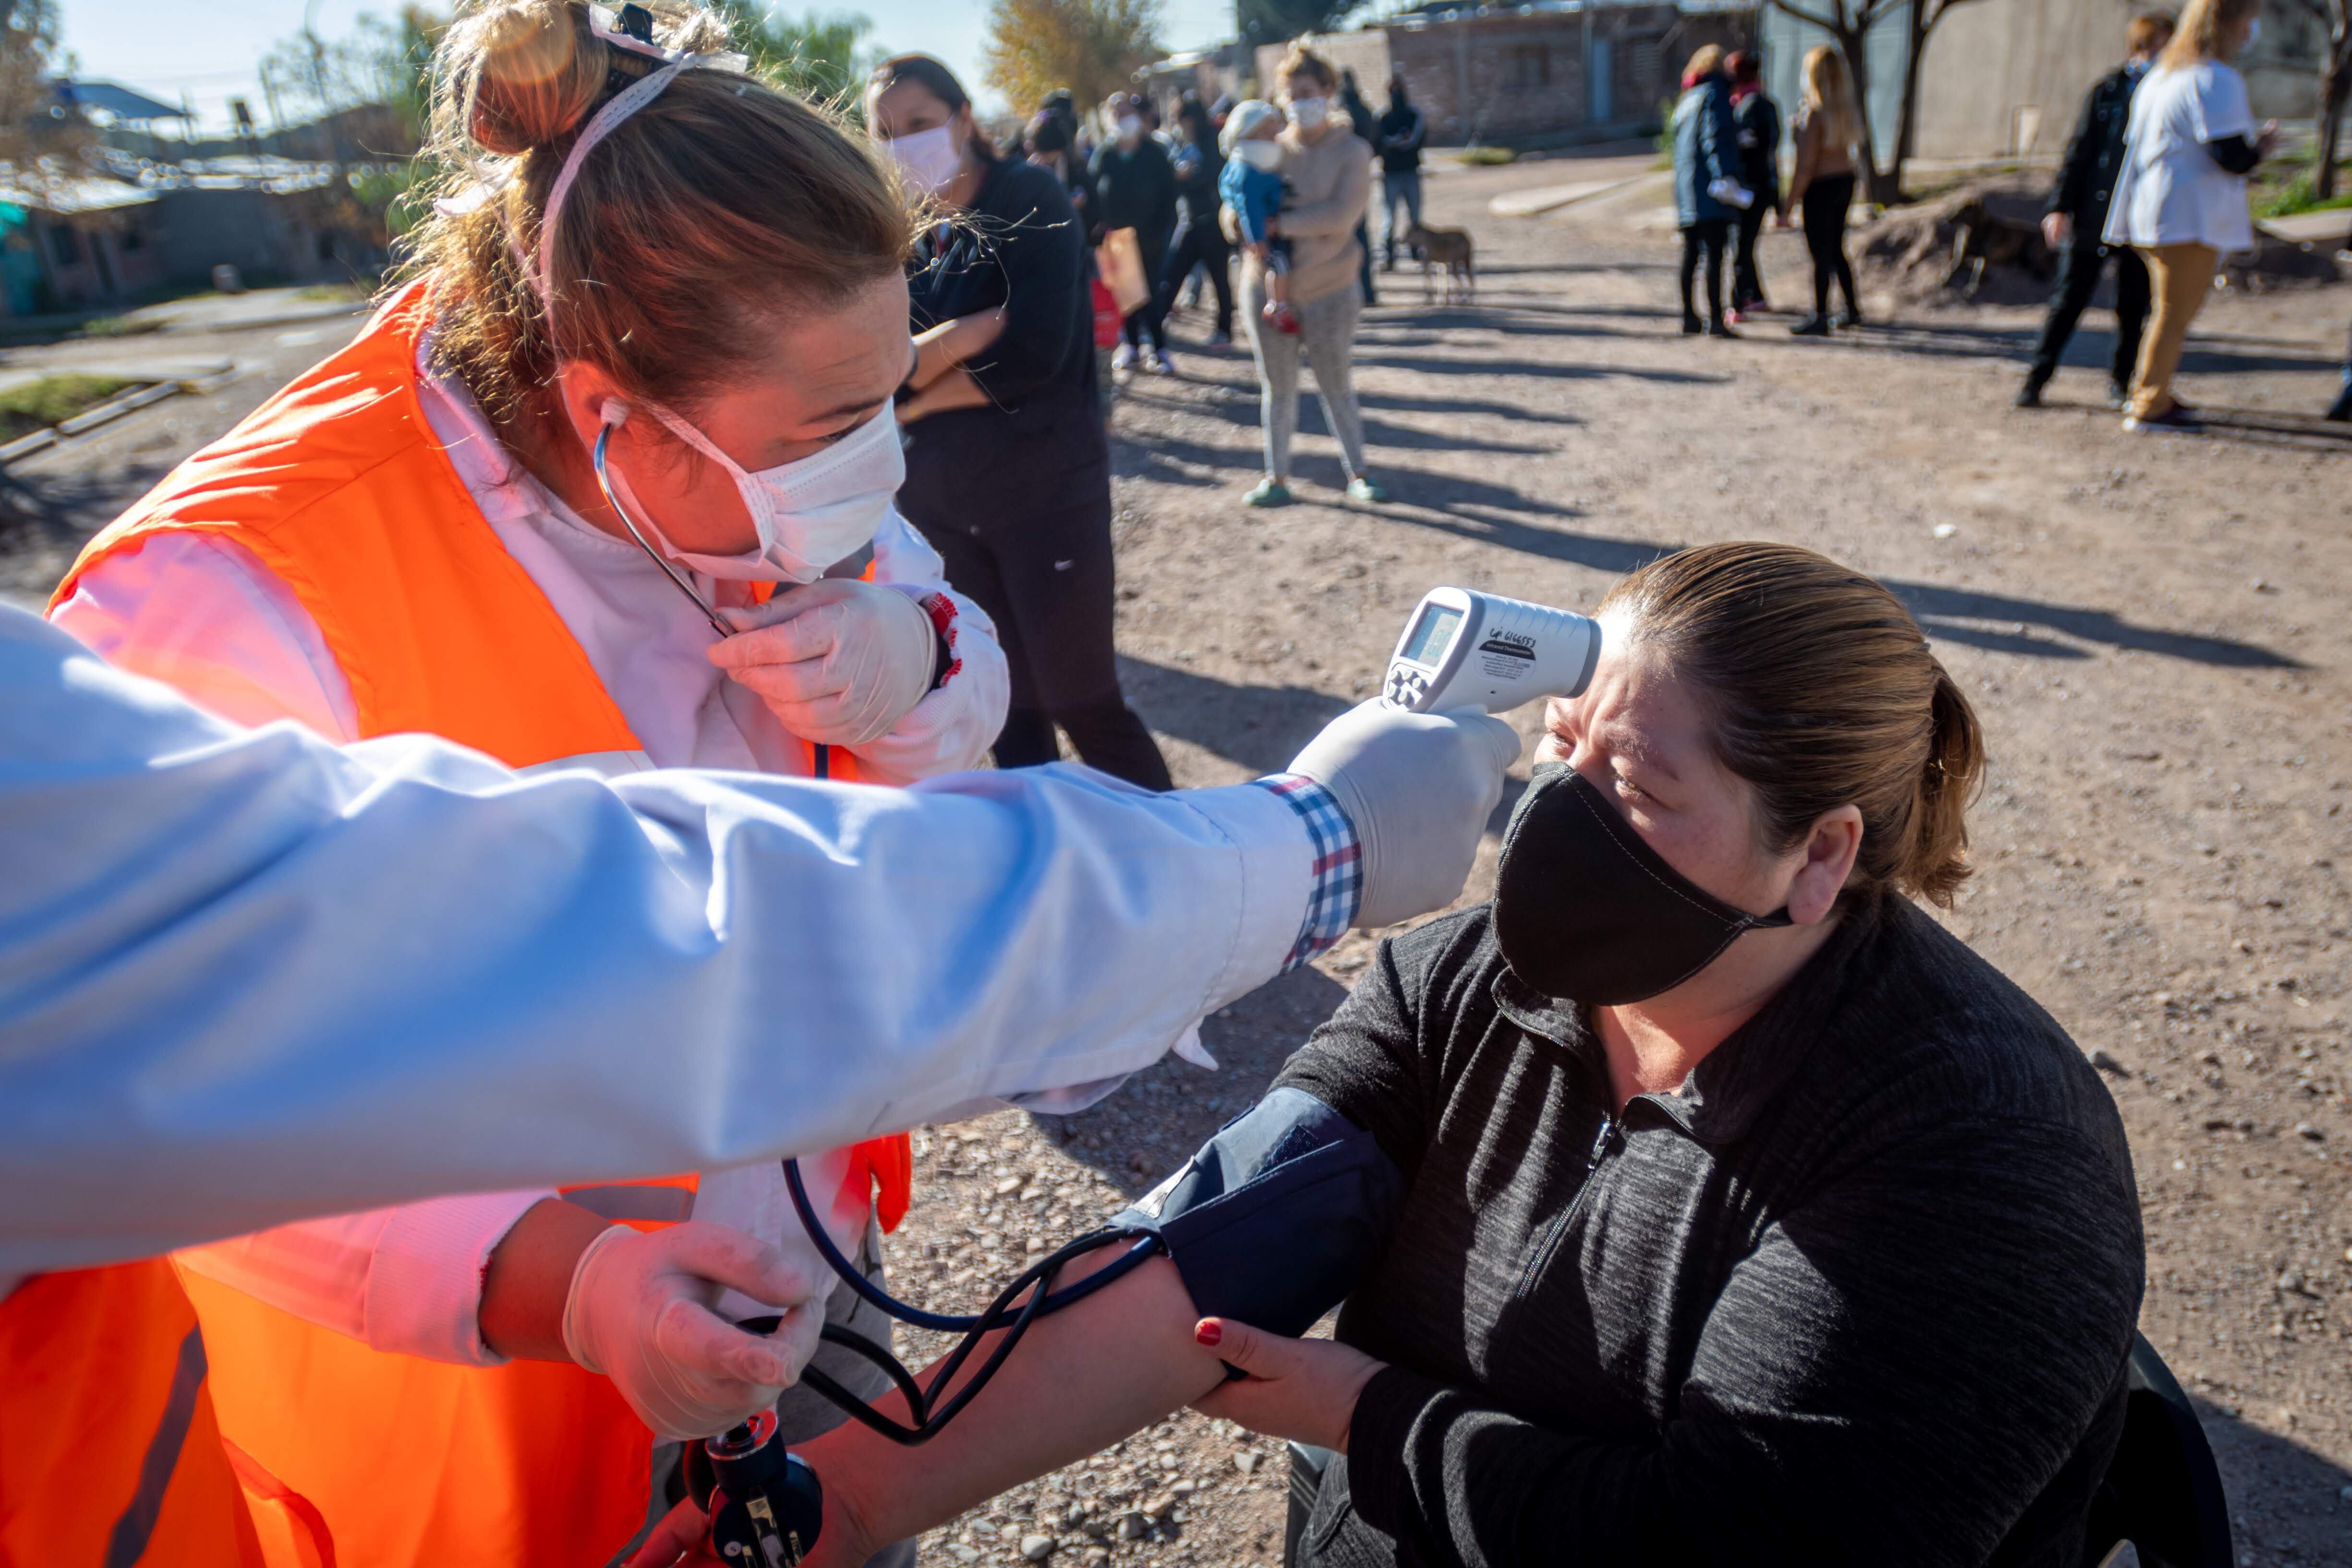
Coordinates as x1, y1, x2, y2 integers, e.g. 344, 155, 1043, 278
1260, 7, 1753, 148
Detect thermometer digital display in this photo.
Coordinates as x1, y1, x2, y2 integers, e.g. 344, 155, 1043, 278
1382, 587, 1602, 715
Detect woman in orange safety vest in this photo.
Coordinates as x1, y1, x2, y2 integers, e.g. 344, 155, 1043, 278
44, 1, 1010, 1563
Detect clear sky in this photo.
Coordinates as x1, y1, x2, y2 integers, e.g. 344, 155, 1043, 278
60, 0, 1240, 135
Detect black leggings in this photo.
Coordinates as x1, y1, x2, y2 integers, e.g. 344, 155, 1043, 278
911, 489, 1172, 791
1156, 217, 1233, 337
1732, 196, 1772, 308
1122, 223, 1176, 352
1801, 173, 1859, 317
1679, 219, 1729, 326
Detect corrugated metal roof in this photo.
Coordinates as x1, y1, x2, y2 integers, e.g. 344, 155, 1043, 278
0, 173, 157, 214
52, 79, 190, 122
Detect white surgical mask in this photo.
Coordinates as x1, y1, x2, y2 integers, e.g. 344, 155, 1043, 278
1233, 138, 1283, 172
1287, 95, 1328, 129
1116, 114, 1144, 141
599, 400, 905, 584
884, 123, 964, 194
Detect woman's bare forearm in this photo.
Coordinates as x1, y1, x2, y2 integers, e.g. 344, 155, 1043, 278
909, 309, 1009, 391
896, 369, 995, 425
796, 1253, 1227, 1551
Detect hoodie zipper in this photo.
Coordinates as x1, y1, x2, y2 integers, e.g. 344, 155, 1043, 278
1512, 1110, 1622, 1303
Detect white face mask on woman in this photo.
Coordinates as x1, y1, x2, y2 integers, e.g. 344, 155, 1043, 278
599, 400, 906, 583
1116, 114, 1144, 142
884, 123, 964, 194
1287, 95, 1329, 129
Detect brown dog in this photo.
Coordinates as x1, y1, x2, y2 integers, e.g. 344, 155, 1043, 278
1405, 221, 1476, 303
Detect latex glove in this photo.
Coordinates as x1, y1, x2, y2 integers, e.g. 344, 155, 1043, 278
561, 1220, 827, 1441
1285, 700, 1521, 929
710, 579, 937, 748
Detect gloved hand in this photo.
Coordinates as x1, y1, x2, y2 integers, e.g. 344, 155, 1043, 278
561, 1220, 827, 1441
709, 579, 938, 748
1286, 700, 1522, 929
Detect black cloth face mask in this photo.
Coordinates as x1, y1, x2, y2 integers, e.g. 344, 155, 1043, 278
1493, 762, 1793, 1006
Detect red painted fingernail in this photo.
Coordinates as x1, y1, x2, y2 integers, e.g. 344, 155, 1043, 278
1194, 1319, 1222, 1347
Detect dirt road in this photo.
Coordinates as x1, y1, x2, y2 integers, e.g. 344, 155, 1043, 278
7, 152, 2349, 1565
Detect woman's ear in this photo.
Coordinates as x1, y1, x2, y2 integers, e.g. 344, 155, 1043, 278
1787, 805, 1863, 925
554, 360, 627, 448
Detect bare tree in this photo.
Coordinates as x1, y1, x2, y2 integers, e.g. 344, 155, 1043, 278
1764, 0, 1985, 205
2281, 0, 2351, 198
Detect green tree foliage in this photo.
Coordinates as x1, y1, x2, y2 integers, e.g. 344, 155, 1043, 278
0, 0, 83, 167
1236, 0, 1356, 50
982, 0, 1161, 119
706, 0, 878, 111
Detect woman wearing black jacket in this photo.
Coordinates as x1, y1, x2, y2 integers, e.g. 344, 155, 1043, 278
1726, 50, 1781, 318
1155, 95, 1234, 345
1090, 92, 1181, 375
869, 55, 1171, 789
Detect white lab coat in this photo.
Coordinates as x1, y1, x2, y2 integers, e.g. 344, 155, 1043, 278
0, 605, 1312, 1281
44, 346, 1024, 1358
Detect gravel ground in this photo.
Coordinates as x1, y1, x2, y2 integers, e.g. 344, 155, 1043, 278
8, 153, 2351, 1565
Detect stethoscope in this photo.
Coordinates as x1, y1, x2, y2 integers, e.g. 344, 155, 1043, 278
682, 1160, 1170, 1564
591, 421, 839, 780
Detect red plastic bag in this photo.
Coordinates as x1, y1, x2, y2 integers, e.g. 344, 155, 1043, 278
1091, 276, 1123, 350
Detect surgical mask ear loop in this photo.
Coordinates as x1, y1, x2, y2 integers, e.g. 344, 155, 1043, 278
591, 407, 734, 639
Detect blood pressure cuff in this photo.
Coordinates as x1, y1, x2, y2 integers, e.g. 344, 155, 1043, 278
1110, 1087, 1404, 1338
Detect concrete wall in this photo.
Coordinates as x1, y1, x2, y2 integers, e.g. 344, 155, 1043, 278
1260, 6, 1751, 147
153, 188, 343, 287
1767, 0, 2329, 167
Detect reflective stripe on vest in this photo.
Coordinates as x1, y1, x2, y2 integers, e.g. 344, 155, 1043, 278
54, 279, 908, 1568
0, 1260, 268, 1568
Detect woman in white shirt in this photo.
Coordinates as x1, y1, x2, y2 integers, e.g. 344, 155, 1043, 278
2103, 0, 2277, 431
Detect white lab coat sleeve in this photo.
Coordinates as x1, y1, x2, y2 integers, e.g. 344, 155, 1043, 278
51, 540, 562, 1362
851, 507, 1012, 785
48, 530, 362, 740
0, 606, 1312, 1278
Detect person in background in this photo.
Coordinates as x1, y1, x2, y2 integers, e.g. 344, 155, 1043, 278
1725, 49, 1781, 321
1340, 69, 1381, 305
1671, 44, 1745, 338
1090, 91, 1181, 375
1158, 93, 1236, 346
875, 57, 1174, 791
1375, 75, 1427, 271
1229, 50, 1387, 510
2018, 12, 2175, 409
1782, 43, 1864, 336
2104, 0, 2276, 432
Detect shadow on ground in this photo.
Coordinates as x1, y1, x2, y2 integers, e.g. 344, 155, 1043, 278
2195, 1397, 2352, 1564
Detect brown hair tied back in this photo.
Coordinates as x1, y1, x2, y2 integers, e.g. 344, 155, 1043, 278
410, 0, 913, 440
1597, 542, 1987, 907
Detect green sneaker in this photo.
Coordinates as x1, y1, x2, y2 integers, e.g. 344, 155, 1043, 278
1345, 476, 1390, 504
1244, 478, 1294, 507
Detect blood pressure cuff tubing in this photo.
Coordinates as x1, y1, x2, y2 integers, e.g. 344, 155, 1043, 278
1109, 1087, 1405, 1338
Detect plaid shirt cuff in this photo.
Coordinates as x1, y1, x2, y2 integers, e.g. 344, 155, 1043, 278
1252, 773, 1362, 972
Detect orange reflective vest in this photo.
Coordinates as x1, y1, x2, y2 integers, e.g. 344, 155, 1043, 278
51, 278, 911, 1568
0, 1260, 268, 1568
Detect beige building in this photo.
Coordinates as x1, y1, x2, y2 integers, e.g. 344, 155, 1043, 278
1762, 0, 2330, 165
1255, 4, 1753, 148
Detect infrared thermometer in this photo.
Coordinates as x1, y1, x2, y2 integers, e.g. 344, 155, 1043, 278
1382, 587, 1602, 714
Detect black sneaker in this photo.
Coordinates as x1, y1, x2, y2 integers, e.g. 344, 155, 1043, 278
2105, 381, 2130, 409
1833, 309, 1864, 329
1790, 315, 1832, 337
2014, 379, 2046, 409
2328, 382, 2352, 422
1708, 320, 1742, 339
1681, 314, 1705, 336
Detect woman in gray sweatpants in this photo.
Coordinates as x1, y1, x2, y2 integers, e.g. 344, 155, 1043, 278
1240, 270, 1378, 504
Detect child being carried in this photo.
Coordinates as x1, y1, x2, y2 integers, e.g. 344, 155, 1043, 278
1219, 100, 1299, 336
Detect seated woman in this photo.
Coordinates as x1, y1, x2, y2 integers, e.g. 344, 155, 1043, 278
639, 542, 2146, 1568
